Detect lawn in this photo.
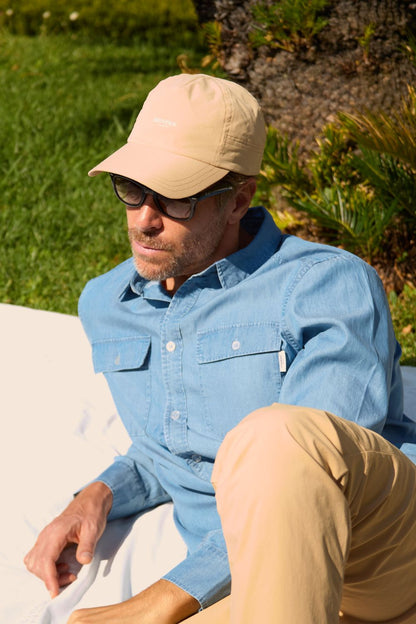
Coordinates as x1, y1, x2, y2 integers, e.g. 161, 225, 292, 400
0, 32, 415, 364
0, 33, 200, 314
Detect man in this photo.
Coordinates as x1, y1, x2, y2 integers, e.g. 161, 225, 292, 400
25, 73, 416, 623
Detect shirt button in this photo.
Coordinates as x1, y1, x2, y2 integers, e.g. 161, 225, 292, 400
166, 341, 176, 352
192, 454, 202, 463
171, 410, 180, 421
231, 340, 241, 351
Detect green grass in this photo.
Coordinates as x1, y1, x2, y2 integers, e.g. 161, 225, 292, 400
0, 32, 202, 314
0, 32, 414, 364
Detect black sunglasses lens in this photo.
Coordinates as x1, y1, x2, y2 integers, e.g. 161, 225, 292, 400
114, 177, 145, 206
111, 175, 193, 219
163, 199, 192, 219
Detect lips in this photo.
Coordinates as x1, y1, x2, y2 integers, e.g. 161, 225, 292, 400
131, 239, 170, 257
128, 228, 173, 257
137, 242, 162, 251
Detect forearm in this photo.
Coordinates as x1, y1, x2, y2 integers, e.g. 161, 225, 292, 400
67, 579, 200, 623
126, 580, 200, 623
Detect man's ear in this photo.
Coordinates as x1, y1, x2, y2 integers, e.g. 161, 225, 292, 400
227, 178, 257, 225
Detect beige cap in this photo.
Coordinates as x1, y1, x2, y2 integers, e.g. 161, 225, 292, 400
88, 73, 266, 198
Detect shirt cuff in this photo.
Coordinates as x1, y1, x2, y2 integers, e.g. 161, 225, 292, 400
162, 533, 231, 609
94, 455, 171, 520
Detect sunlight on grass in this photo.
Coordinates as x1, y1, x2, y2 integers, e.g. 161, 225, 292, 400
0, 33, 199, 313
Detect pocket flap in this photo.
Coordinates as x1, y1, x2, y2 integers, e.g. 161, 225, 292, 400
92, 336, 151, 373
197, 323, 280, 363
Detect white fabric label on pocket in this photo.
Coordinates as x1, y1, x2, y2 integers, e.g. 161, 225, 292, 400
278, 350, 287, 373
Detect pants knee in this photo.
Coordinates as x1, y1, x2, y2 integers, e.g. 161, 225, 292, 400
223, 403, 323, 453
213, 404, 320, 480
212, 403, 347, 490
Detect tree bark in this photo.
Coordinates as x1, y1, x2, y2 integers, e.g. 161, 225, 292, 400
192, 0, 416, 153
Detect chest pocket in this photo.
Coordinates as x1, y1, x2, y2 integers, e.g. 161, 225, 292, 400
92, 336, 151, 436
196, 323, 282, 439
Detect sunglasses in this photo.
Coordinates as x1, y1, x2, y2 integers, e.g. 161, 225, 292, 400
110, 174, 233, 221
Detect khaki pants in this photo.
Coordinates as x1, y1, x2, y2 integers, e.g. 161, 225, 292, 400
186, 404, 416, 623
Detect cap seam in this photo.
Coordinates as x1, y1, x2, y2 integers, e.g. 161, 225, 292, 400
215, 80, 233, 162
227, 134, 264, 149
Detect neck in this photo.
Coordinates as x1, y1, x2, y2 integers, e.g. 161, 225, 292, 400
162, 275, 188, 296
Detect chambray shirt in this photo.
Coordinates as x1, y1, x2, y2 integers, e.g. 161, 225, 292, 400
78, 206, 416, 608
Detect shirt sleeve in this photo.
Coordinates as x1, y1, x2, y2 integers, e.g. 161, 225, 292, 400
95, 452, 230, 608
279, 254, 403, 433
93, 445, 172, 520
162, 528, 231, 610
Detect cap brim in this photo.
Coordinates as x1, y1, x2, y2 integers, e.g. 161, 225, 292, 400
88, 141, 229, 198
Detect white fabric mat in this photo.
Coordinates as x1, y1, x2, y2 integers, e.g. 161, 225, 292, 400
0, 303, 415, 623
0, 304, 186, 623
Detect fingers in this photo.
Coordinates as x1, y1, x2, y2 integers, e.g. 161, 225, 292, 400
24, 482, 112, 598
24, 514, 83, 596
24, 549, 60, 597
45, 562, 61, 598
57, 561, 78, 588
24, 526, 68, 596
57, 570, 78, 590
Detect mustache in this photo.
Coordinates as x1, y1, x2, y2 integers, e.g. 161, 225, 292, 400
128, 228, 173, 251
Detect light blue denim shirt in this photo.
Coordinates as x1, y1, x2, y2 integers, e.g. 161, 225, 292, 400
78, 206, 416, 609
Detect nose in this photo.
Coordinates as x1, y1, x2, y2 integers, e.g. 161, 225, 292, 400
126, 195, 163, 232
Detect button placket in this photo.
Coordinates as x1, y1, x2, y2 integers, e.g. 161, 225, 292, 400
161, 286, 203, 455
162, 325, 188, 454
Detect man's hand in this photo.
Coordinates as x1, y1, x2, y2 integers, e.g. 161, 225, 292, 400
67, 579, 200, 624
24, 481, 113, 598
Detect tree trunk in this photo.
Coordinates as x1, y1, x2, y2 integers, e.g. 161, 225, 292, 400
193, 0, 416, 153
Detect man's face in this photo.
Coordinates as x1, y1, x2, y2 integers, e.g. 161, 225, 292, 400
126, 191, 234, 291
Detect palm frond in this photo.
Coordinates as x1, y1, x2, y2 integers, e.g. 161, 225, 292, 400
351, 148, 416, 220
289, 183, 398, 261
339, 87, 416, 169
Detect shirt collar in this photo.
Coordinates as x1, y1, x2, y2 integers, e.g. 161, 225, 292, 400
119, 206, 282, 300
214, 206, 281, 289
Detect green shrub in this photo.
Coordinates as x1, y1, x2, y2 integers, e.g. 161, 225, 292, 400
250, 0, 330, 53
0, 0, 198, 42
257, 89, 416, 267
389, 286, 416, 366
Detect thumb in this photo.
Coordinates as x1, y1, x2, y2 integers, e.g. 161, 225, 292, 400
75, 524, 98, 565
